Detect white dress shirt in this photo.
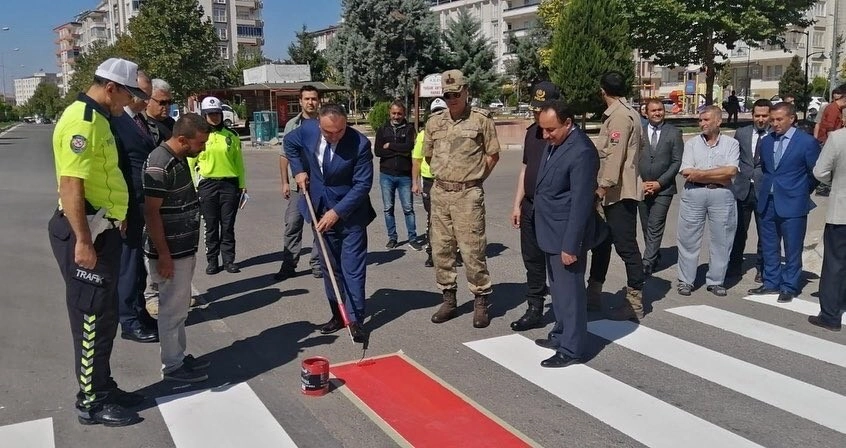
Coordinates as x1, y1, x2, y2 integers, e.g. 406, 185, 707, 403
316, 135, 333, 173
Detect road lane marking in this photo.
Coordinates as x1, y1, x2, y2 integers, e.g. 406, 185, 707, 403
668, 305, 846, 368
741, 294, 846, 324
588, 320, 846, 434
331, 352, 539, 448
155, 382, 298, 448
0, 417, 54, 448
466, 334, 761, 448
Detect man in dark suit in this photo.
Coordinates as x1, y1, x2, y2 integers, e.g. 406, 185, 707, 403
749, 103, 820, 302
727, 99, 771, 282
532, 100, 601, 368
114, 71, 159, 343
284, 104, 375, 343
638, 98, 683, 275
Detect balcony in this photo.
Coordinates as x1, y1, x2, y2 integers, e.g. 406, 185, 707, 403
235, 0, 258, 7
236, 36, 264, 46
236, 17, 263, 27
503, 1, 539, 21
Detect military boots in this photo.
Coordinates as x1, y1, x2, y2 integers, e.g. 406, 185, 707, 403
607, 287, 644, 321
473, 294, 491, 328
431, 289, 458, 323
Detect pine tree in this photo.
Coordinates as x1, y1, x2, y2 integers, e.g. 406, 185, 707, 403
779, 55, 806, 105
327, 0, 441, 101
505, 27, 550, 102
288, 25, 328, 81
549, 0, 635, 119
441, 9, 499, 102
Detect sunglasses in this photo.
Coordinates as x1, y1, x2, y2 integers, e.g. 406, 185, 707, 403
444, 92, 462, 100
152, 98, 174, 107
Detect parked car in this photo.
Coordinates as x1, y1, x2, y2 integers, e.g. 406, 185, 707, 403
221, 103, 243, 128
807, 96, 823, 117
488, 100, 505, 110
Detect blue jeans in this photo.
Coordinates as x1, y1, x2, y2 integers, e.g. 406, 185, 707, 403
379, 173, 417, 241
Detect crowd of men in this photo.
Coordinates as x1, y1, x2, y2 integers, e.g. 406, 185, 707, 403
47, 56, 846, 426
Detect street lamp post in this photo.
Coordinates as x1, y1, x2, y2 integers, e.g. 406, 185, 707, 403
788, 30, 826, 120
0, 48, 20, 102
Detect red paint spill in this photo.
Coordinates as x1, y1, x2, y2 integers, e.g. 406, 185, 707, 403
331, 355, 531, 448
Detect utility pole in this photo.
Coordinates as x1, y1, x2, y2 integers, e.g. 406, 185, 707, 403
830, 0, 840, 99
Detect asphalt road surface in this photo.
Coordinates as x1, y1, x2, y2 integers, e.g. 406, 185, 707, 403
1, 123, 844, 448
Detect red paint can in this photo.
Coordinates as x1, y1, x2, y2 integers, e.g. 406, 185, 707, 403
301, 357, 330, 396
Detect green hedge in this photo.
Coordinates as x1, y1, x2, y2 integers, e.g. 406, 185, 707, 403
368, 101, 391, 132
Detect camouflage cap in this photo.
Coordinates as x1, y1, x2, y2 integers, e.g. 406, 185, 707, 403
441, 69, 467, 94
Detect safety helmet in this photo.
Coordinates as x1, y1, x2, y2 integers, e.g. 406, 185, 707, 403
430, 98, 447, 112
201, 96, 223, 114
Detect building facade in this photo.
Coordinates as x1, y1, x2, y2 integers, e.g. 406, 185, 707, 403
14, 72, 59, 105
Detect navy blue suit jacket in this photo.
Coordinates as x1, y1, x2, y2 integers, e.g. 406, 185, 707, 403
534, 127, 602, 255
284, 120, 375, 232
755, 128, 820, 218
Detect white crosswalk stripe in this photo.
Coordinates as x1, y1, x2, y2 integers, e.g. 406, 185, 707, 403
742, 294, 846, 323
0, 418, 54, 448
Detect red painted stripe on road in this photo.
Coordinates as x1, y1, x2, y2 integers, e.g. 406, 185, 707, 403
331, 354, 533, 448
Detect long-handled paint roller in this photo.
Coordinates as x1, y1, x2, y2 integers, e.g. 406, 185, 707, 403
301, 185, 364, 350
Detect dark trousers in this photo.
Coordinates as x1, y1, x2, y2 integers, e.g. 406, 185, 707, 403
422, 177, 433, 255
590, 199, 644, 289
728, 187, 763, 276
317, 226, 368, 323
49, 211, 121, 412
818, 224, 846, 324
546, 251, 587, 359
638, 194, 672, 268
282, 189, 319, 269
520, 198, 547, 305
117, 201, 153, 331
759, 196, 807, 294
199, 178, 240, 264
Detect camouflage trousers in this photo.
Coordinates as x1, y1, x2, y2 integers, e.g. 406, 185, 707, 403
430, 185, 492, 295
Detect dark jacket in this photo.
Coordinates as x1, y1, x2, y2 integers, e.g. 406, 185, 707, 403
639, 122, 683, 196
112, 111, 157, 242
374, 120, 416, 176
147, 115, 175, 145
733, 124, 768, 201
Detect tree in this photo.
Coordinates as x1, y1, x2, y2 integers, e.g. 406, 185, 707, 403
505, 26, 550, 101
536, 0, 564, 68
327, 0, 442, 101
288, 25, 328, 81
809, 76, 829, 96
128, 0, 222, 99
549, 0, 635, 121
441, 9, 499, 103
624, 0, 817, 106
779, 55, 805, 103
65, 36, 138, 100
22, 83, 64, 118
718, 60, 733, 89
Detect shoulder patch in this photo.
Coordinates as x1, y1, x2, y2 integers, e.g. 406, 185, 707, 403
70, 135, 88, 153
471, 107, 492, 118
610, 131, 621, 144
226, 136, 232, 146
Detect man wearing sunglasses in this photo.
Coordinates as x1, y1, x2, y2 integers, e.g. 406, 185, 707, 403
423, 69, 501, 329
145, 79, 176, 145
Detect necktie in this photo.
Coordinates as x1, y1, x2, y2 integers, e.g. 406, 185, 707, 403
650, 126, 659, 149
753, 129, 765, 166
774, 135, 784, 169
322, 142, 332, 174
134, 114, 150, 136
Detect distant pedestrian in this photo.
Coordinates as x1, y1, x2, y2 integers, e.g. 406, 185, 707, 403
424, 69, 500, 328
676, 106, 740, 297
143, 113, 212, 383
375, 101, 422, 250
726, 90, 740, 124
810, 127, 846, 331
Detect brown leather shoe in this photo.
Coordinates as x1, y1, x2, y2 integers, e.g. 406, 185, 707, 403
431, 290, 458, 323
472, 294, 491, 328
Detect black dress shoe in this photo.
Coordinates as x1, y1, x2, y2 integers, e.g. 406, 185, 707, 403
121, 327, 159, 343
534, 338, 557, 349
224, 263, 240, 273
319, 316, 344, 334
205, 260, 220, 275
109, 388, 145, 407
540, 352, 581, 368
748, 286, 778, 295
777, 292, 795, 303
510, 305, 543, 331
348, 322, 369, 344
78, 404, 138, 427
754, 272, 763, 284
808, 315, 842, 331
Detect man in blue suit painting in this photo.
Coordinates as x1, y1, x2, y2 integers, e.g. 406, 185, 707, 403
748, 102, 820, 303
531, 100, 602, 368
284, 104, 375, 343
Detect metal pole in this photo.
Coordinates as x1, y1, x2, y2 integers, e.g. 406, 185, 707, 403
804, 32, 810, 120
830, 1, 839, 99
1, 52, 6, 100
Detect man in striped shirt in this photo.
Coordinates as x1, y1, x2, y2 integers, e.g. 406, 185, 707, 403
143, 113, 212, 383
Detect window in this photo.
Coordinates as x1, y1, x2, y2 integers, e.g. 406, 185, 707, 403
219, 45, 229, 60
813, 1, 826, 17
214, 0, 227, 3
213, 6, 227, 22
237, 25, 263, 38
217, 27, 228, 40
764, 65, 783, 81
812, 63, 822, 77
812, 30, 824, 48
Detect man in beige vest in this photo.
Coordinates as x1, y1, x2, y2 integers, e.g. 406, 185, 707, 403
588, 71, 645, 321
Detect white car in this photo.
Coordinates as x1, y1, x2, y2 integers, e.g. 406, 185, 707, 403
488, 100, 504, 110
808, 96, 823, 117
221, 104, 242, 128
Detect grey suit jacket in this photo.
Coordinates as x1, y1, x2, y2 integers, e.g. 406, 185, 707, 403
639, 122, 683, 196
733, 125, 767, 201
813, 128, 846, 224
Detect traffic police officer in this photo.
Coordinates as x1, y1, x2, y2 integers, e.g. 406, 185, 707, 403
188, 96, 246, 275
423, 70, 501, 328
48, 58, 148, 426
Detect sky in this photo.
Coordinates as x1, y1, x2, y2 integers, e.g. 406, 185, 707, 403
0, 0, 342, 96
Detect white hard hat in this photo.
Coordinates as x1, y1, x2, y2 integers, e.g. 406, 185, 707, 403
201, 96, 223, 114
430, 98, 447, 112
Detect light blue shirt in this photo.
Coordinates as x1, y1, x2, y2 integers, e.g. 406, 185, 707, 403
680, 133, 740, 172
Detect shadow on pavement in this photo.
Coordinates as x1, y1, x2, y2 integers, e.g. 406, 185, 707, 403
204, 273, 295, 303
365, 288, 441, 333
186, 287, 307, 326
486, 242, 509, 258
131, 320, 337, 411
237, 251, 283, 269
367, 250, 404, 266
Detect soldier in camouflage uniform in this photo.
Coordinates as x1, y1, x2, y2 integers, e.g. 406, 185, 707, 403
423, 70, 501, 328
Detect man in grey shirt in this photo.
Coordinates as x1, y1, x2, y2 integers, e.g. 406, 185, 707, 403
676, 106, 740, 297
275, 85, 323, 281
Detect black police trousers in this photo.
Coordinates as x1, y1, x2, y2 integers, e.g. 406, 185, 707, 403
198, 178, 240, 264
520, 197, 547, 305
589, 199, 645, 290
48, 210, 122, 412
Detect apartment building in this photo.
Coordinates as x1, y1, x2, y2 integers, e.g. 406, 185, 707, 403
14, 72, 59, 105
197, 0, 265, 61
53, 22, 81, 96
